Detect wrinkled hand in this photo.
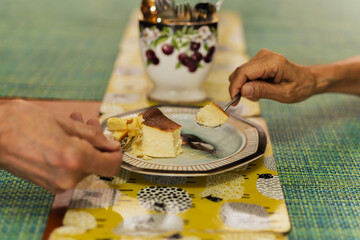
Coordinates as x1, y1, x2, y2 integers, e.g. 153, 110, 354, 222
0, 100, 122, 193
229, 49, 317, 103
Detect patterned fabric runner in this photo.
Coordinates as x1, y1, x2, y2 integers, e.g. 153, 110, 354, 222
48, 11, 290, 240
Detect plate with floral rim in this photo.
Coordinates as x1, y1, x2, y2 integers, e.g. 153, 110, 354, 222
101, 105, 267, 176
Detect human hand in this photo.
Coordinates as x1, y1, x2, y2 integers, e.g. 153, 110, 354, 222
0, 100, 122, 193
229, 49, 318, 103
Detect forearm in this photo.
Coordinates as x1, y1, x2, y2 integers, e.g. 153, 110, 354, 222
309, 55, 360, 95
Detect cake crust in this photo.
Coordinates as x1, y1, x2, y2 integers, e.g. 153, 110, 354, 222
211, 102, 228, 116
141, 108, 181, 131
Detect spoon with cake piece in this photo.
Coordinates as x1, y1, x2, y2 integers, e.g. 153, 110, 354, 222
196, 92, 241, 128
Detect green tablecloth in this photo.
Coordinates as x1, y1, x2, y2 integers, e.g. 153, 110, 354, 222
0, 0, 139, 100
0, 1, 359, 239
262, 94, 360, 239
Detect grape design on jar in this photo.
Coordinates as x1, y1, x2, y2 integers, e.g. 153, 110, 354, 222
161, 43, 174, 55
140, 25, 217, 73
145, 49, 160, 65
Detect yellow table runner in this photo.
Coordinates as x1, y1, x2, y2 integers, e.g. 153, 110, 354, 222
49, 11, 290, 240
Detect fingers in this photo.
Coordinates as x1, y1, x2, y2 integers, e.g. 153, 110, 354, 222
57, 116, 120, 152
44, 137, 122, 189
87, 150, 123, 177
68, 138, 123, 177
253, 48, 272, 59
229, 60, 275, 100
229, 49, 290, 102
86, 118, 101, 128
69, 112, 84, 123
229, 70, 247, 100
241, 81, 291, 102
68, 113, 120, 151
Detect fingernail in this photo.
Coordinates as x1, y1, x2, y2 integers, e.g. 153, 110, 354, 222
243, 85, 254, 97
108, 139, 120, 148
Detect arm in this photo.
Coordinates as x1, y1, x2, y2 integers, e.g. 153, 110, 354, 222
229, 49, 360, 103
0, 99, 122, 193
310, 55, 360, 95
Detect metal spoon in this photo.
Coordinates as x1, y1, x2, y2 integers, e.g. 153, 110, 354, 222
155, 0, 176, 21
222, 91, 242, 112
215, 0, 225, 11
196, 92, 242, 128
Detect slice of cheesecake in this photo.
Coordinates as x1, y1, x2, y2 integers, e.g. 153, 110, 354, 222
196, 102, 229, 128
107, 108, 183, 159
131, 108, 183, 158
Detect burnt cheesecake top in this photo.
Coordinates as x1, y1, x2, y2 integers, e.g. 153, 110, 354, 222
140, 108, 181, 131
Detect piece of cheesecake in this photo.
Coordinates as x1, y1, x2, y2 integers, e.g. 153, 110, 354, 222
131, 108, 183, 158
107, 108, 183, 159
196, 102, 229, 128
107, 116, 142, 141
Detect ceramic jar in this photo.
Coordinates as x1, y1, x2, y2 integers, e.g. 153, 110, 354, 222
139, 20, 218, 104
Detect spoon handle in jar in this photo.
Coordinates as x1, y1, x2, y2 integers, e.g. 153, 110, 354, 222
215, 0, 225, 11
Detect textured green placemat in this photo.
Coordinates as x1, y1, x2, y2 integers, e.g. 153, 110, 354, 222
0, 170, 54, 239
226, 0, 360, 65
261, 94, 360, 240
1, 1, 360, 240
0, 0, 139, 100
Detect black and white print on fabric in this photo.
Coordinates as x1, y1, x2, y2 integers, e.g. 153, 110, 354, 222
263, 155, 277, 171
69, 189, 120, 209
137, 187, 192, 213
113, 214, 184, 237
256, 175, 284, 200
221, 202, 270, 230
144, 175, 187, 185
